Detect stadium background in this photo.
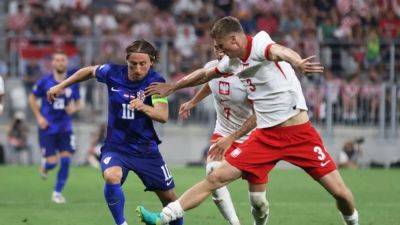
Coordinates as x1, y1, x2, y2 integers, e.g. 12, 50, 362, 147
0, 0, 399, 166
0, 1, 399, 225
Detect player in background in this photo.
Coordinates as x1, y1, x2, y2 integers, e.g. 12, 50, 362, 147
0, 74, 4, 115
138, 16, 359, 225
46, 40, 183, 225
179, 46, 259, 225
28, 51, 81, 203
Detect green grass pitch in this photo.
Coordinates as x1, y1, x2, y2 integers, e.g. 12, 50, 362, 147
0, 166, 399, 225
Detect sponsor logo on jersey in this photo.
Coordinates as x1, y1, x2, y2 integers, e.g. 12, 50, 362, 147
219, 81, 230, 95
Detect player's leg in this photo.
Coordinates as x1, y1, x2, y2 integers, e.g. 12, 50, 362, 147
318, 170, 358, 225
137, 160, 242, 225
154, 190, 183, 225
101, 152, 129, 225
206, 155, 240, 225
248, 183, 269, 225
38, 133, 58, 179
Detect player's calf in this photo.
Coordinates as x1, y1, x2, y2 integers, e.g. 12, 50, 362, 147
249, 191, 269, 225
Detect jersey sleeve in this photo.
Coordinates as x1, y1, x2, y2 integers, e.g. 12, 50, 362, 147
95, 64, 112, 84
215, 55, 235, 77
32, 78, 45, 97
253, 31, 276, 61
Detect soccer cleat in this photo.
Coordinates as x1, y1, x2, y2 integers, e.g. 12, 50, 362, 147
39, 166, 48, 180
136, 205, 162, 225
52, 192, 66, 204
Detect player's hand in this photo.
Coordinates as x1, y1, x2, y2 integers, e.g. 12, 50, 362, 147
129, 98, 146, 111
295, 55, 324, 74
179, 101, 195, 120
37, 115, 49, 129
47, 85, 64, 103
208, 135, 235, 161
65, 103, 77, 115
145, 82, 175, 97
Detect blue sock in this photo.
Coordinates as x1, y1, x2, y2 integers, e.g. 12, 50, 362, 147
54, 157, 70, 193
44, 162, 57, 171
170, 217, 184, 225
104, 183, 126, 225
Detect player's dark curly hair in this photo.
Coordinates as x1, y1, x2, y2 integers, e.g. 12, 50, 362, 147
125, 39, 159, 63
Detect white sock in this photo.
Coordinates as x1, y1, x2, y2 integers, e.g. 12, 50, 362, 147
119, 222, 128, 225
206, 161, 240, 225
161, 201, 184, 224
342, 209, 359, 225
249, 191, 269, 225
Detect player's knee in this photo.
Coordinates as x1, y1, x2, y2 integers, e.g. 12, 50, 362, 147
206, 161, 222, 175
331, 184, 352, 201
249, 191, 269, 213
206, 172, 225, 190
103, 170, 122, 184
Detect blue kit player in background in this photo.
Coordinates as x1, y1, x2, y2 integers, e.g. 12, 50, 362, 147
46, 40, 184, 225
28, 51, 81, 203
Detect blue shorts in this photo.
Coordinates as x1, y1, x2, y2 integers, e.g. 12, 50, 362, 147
39, 132, 76, 157
100, 151, 175, 191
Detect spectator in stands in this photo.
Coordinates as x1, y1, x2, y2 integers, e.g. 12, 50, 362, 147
7, 111, 31, 164
360, 67, 381, 122
6, 3, 29, 35
342, 73, 361, 122
338, 138, 364, 169
94, 8, 118, 34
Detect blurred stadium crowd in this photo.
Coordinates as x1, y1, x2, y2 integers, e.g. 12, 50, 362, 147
0, 0, 399, 125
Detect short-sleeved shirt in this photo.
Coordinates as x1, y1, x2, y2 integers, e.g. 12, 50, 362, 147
215, 31, 308, 128
95, 63, 166, 158
204, 60, 253, 143
32, 71, 80, 135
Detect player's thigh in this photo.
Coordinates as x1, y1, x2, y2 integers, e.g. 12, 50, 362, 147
100, 152, 126, 184
59, 151, 72, 158
130, 155, 176, 192
39, 133, 57, 158
154, 189, 178, 206
57, 132, 76, 155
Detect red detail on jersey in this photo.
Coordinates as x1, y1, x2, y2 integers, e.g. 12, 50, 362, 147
246, 79, 256, 92
218, 81, 230, 95
215, 67, 232, 78
240, 36, 253, 62
274, 62, 287, 79
223, 107, 231, 120
264, 43, 274, 61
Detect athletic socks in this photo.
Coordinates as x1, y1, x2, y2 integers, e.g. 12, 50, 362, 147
54, 157, 70, 193
206, 161, 240, 225
161, 201, 184, 224
342, 209, 359, 225
104, 183, 126, 225
249, 191, 269, 225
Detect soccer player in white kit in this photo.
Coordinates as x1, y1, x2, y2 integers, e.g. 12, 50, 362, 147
179, 47, 262, 225
138, 16, 359, 225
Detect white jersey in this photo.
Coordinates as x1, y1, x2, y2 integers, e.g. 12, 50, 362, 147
204, 60, 253, 143
216, 31, 308, 128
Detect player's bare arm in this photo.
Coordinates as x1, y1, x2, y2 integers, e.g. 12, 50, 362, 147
179, 84, 212, 120
130, 100, 168, 123
47, 66, 97, 102
28, 93, 49, 129
209, 114, 257, 159
268, 44, 324, 74
145, 67, 220, 97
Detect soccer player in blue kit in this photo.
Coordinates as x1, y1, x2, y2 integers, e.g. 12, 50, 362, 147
28, 51, 81, 203
47, 40, 184, 225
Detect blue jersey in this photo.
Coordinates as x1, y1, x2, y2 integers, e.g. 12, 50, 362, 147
95, 63, 166, 158
32, 71, 80, 135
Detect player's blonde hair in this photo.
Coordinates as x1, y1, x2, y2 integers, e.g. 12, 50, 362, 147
125, 39, 159, 63
210, 16, 244, 39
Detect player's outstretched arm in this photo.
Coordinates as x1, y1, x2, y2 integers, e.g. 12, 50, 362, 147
268, 44, 324, 74
209, 114, 257, 160
130, 99, 169, 123
145, 67, 220, 97
179, 84, 212, 120
47, 66, 97, 102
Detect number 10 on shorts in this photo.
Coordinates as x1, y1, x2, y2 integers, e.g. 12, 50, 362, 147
161, 164, 172, 181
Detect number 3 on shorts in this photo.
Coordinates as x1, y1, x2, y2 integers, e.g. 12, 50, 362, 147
313, 146, 326, 161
